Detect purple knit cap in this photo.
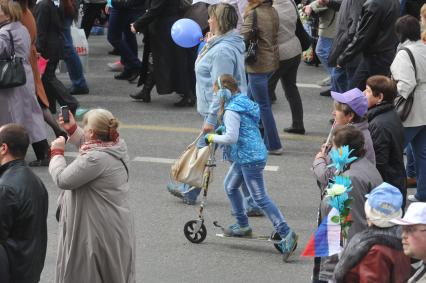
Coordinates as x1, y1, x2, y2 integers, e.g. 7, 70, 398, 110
331, 88, 368, 117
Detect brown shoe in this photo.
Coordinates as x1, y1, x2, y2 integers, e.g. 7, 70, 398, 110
407, 177, 417, 188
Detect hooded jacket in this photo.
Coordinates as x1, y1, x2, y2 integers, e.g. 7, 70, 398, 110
221, 94, 267, 164
49, 127, 135, 283
334, 226, 411, 283
0, 159, 48, 283
195, 30, 247, 125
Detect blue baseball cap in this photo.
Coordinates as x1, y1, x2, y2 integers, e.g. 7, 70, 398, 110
331, 88, 368, 117
365, 182, 403, 215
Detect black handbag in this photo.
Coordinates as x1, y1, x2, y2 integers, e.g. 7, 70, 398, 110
394, 47, 416, 122
0, 30, 26, 89
291, 1, 312, 51
245, 9, 258, 65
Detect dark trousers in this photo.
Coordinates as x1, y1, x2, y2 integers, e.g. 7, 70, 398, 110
80, 3, 106, 38
268, 55, 304, 129
42, 60, 79, 114
0, 245, 9, 283
107, 7, 143, 71
349, 51, 395, 91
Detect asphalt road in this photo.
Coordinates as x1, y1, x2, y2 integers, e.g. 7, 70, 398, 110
28, 34, 346, 283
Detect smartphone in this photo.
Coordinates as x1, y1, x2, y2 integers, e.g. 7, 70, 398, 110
61, 106, 70, 123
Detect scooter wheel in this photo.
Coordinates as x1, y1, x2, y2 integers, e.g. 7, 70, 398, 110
271, 231, 282, 252
184, 220, 207, 243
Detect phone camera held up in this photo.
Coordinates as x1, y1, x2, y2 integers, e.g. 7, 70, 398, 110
61, 106, 70, 123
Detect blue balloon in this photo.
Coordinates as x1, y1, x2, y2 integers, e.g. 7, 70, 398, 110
171, 18, 203, 48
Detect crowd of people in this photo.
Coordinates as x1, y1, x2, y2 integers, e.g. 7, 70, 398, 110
1, 0, 426, 282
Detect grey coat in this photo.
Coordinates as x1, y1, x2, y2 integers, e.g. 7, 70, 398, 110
273, 0, 302, 61
49, 128, 136, 283
317, 157, 383, 281
0, 21, 46, 144
391, 40, 426, 128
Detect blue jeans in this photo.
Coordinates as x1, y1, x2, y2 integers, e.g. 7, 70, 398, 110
247, 73, 282, 151
315, 36, 333, 76
406, 143, 416, 178
224, 161, 290, 238
107, 7, 142, 71
63, 17, 88, 89
404, 126, 426, 200
331, 67, 346, 93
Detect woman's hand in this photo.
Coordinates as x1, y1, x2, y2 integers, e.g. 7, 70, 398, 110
303, 4, 312, 16
51, 136, 66, 151
205, 32, 214, 42
130, 23, 137, 34
58, 110, 76, 132
202, 123, 215, 133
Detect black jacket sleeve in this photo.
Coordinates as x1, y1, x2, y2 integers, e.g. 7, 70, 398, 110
369, 125, 391, 180
133, 0, 167, 32
34, 1, 50, 57
337, 0, 382, 66
0, 186, 17, 243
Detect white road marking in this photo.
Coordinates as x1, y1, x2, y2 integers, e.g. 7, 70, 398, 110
64, 153, 279, 171
296, 83, 322, 89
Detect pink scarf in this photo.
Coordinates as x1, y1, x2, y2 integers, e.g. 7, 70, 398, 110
79, 139, 120, 154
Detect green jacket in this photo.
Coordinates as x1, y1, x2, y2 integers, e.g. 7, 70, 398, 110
310, 0, 338, 38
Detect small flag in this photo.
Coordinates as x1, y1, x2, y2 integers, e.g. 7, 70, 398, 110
301, 208, 342, 257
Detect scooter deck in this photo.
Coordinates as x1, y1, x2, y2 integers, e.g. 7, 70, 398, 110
215, 233, 281, 244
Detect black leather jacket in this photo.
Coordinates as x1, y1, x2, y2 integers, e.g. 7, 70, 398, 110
336, 0, 400, 67
0, 160, 48, 283
367, 103, 406, 199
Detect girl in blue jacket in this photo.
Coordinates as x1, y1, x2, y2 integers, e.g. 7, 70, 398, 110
205, 74, 298, 261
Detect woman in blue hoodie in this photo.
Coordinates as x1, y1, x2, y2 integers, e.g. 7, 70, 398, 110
167, 3, 254, 206
205, 74, 298, 261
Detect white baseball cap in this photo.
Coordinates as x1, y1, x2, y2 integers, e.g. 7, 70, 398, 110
390, 203, 426, 225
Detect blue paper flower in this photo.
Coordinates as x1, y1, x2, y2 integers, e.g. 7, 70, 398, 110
327, 145, 357, 172
327, 176, 352, 213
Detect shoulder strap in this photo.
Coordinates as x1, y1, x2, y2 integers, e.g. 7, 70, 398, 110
252, 9, 257, 29
120, 159, 129, 182
399, 47, 417, 80
102, 151, 130, 181
6, 30, 15, 57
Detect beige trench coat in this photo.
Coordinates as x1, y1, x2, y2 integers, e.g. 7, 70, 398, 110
49, 128, 135, 283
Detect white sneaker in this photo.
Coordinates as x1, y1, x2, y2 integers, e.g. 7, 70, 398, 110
408, 195, 420, 202
318, 76, 331, 87
268, 148, 284, 156
107, 60, 124, 72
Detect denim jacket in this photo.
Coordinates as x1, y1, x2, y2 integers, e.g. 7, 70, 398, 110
195, 30, 247, 125
224, 94, 267, 164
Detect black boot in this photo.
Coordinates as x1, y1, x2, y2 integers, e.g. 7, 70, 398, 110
29, 139, 50, 167
174, 96, 195, 107
174, 90, 195, 107
130, 71, 155, 102
129, 88, 151, 102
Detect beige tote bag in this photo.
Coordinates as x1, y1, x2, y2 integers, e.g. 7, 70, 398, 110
171, 132, 212, 188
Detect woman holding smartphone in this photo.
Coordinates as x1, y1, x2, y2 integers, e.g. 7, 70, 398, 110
49, 109, 135, 283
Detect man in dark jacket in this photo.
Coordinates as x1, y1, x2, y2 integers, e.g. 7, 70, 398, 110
327, 0, 365, 93
0, 124, 49, 283
364, 75, 406, 207
334, 0, 400, 90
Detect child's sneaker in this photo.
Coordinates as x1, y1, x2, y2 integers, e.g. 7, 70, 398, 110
166, 183, 183, 199
277, 230, 298, 262
246, 208, 264, 217
224, 223, 252, 237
